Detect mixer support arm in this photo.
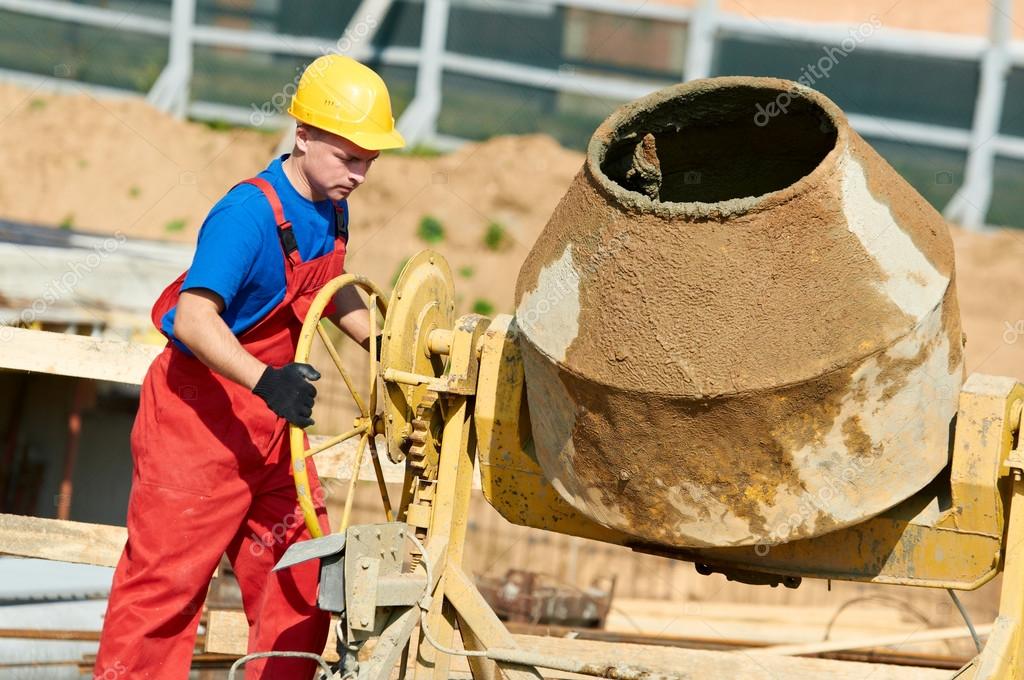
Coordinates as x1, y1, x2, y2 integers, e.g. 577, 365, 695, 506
967, 400, 1024, 680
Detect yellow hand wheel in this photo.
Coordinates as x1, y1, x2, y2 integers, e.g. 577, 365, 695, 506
290, 273, 389, 538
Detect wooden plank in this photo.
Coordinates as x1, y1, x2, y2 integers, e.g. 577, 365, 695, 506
206, 609, 342, 660
0, 513, 126, 567
0, 514, 214, 577
204, 609, 951, 679
749, 623, 993, 656
0, 327, 162, 385
0, 452, 408, 569
603, 599, 927, 646
0, 331, 464, 488
515, 634, 952, 680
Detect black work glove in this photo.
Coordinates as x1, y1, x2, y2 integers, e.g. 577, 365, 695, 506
252, 362, 320, 427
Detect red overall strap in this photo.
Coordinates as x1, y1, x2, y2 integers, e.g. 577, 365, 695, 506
239, 177, 303, 268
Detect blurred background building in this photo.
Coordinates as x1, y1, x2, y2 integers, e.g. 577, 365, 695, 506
0, 0, 1020, 228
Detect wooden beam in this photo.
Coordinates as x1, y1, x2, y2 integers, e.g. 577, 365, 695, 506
0, 331, 465, 488
0, 327, 161, 385
518, 635, 952, 679
748, 623, 993, 656
206, 609, 341, 661
203, 608, 952, 679
0, 447, 415, 568
0, 513, 126, 567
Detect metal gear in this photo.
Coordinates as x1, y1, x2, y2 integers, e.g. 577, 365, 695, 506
408, 390, 440, 479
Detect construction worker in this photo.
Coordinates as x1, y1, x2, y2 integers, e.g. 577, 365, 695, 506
94, 55, 404, 679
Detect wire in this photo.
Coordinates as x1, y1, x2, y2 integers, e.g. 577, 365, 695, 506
406, 533, 489, 659
823, 595, 956, 655
228, 651, 333, 680
947, 589, 982, 653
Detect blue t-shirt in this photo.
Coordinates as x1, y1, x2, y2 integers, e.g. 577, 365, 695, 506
161, 155, 348, 349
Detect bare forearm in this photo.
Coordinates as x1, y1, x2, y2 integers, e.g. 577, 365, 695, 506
174, 292, 266, 389
328, 283, 373, 349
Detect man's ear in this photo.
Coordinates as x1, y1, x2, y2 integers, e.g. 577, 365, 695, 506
294, 124, 312, 154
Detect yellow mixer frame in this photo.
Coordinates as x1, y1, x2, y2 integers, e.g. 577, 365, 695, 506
281, 251, 1024, 680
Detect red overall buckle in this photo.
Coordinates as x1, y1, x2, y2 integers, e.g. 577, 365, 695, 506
277, 221, 302, 267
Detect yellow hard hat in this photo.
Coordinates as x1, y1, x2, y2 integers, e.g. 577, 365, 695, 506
288, 55, 405, 151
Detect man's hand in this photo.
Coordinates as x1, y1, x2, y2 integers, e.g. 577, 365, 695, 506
252, 362, 321, 427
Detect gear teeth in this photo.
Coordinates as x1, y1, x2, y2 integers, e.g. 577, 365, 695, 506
407, 389, 438, 472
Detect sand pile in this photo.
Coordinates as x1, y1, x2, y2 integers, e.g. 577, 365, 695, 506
0, 82, 276, 240
0, 80, 1020, 382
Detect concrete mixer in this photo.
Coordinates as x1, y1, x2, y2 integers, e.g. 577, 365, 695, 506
233, 78, 1024, 680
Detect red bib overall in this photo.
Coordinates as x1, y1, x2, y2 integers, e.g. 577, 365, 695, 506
95, 178, 344, 679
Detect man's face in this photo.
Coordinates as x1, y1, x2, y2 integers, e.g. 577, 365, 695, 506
300, 127, 380, 202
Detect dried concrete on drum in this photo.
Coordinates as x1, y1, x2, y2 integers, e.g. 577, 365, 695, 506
515, 77, 964, 549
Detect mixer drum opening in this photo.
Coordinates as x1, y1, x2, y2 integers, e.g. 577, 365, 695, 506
514, 77, 964, 549
600, 84, 838, 204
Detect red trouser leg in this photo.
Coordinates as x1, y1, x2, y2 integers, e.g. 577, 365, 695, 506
225, 462, 331, 680
95, 473, 251, 679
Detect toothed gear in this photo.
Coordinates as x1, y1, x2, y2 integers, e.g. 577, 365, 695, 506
408, 390, 440, 477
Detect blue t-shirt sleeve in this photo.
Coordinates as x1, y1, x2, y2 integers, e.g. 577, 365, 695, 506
181, 197, 266, 309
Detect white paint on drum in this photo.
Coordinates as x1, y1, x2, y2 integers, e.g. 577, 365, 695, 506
841, 154, 949, 321
516, 244, 581, 362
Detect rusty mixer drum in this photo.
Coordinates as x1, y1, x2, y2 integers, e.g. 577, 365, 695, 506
514, 77, 964, 549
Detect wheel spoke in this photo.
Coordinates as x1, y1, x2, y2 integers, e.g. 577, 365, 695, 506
339, 432, 368, 532
368, 293, 378, 417
367, 434, 394, 522
316, 322, 368, 417
304, 423, 368, 458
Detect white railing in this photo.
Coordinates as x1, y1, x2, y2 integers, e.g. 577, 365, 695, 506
0, 0, 1019, 228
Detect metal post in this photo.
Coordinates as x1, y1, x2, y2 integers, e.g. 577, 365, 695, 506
56, 379, 90, 520
168, 0, 194, 118
683, 0, 717, 82
943, 0, 1013, 229
397, 0, 450, 146
147, 0, 195, 118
